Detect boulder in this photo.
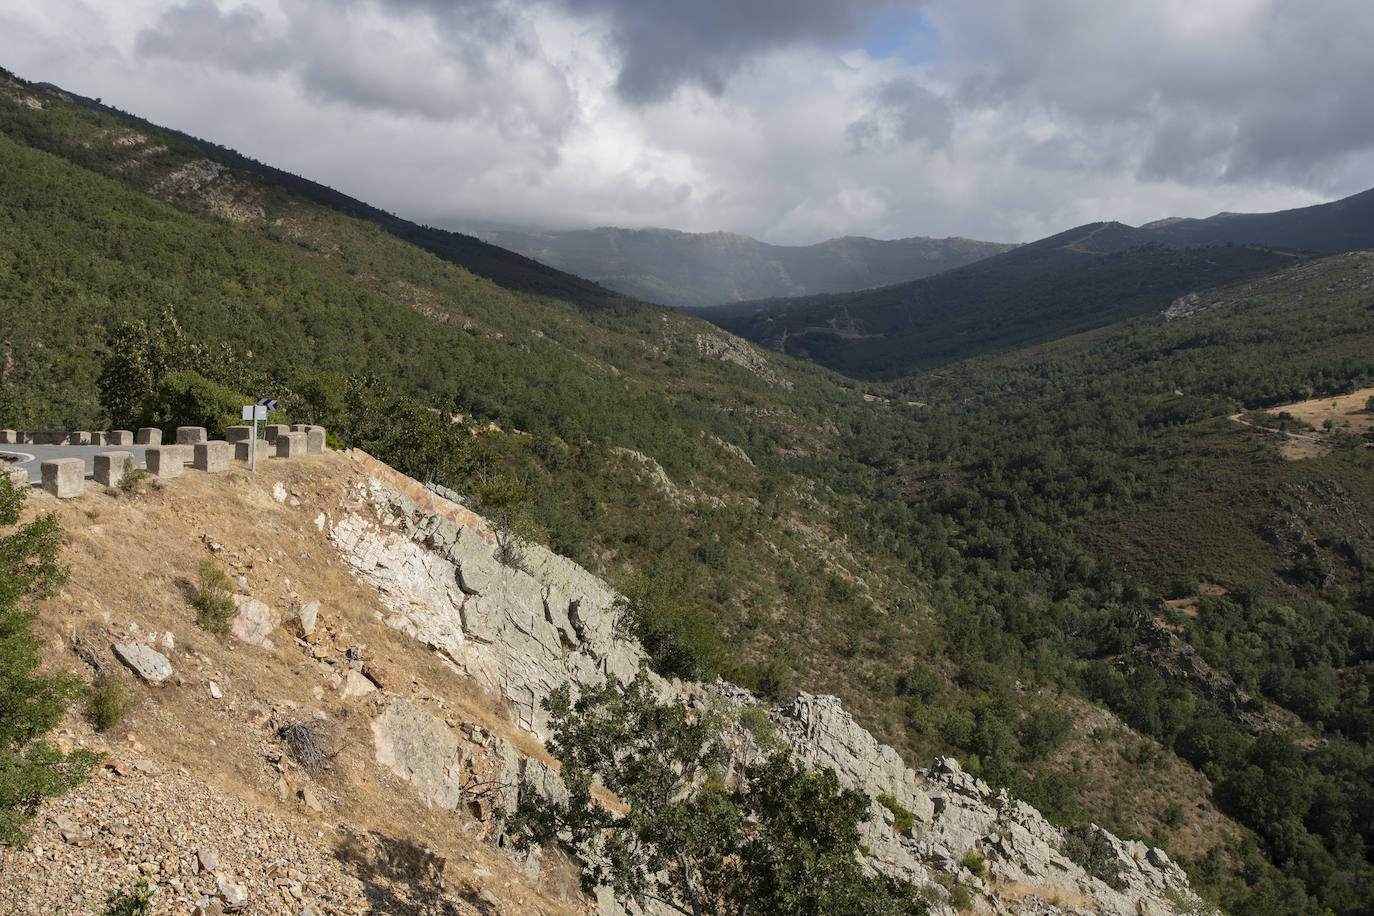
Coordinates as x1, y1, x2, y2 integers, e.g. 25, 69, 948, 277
113, 642, 173, 685
229, 594, 277, 646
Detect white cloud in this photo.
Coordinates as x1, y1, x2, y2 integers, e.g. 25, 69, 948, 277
1, 0, 1371, 245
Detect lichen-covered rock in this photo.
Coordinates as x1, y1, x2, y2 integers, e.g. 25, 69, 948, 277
371, 697, 465, 810
229, 594, 277, 647
112, 642, 173, 685
329, 475, 652, 736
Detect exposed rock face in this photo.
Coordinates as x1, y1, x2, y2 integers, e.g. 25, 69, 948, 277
329, 472, 647, 736
695, 331, 795, 390
372, 697, 466, 810
329, 457, 1208, 916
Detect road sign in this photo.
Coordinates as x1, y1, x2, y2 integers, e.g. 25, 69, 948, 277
241, 405, 268, 421
256, 398, 280, 411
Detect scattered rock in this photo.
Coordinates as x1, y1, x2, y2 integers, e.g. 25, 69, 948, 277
112, 641, 173, 685
361, 661, 394, 689
197, 848, 219, 872
209, 681, 223, 699
229, 594, 278, 647
293, 600, 319, 638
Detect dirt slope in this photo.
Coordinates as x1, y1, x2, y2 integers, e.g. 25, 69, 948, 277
2, 452, 576, 916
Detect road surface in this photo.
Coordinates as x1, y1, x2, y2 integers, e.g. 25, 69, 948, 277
0, 444, 153, 484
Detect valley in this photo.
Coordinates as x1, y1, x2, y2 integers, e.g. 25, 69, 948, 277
3, 63, 1374, 916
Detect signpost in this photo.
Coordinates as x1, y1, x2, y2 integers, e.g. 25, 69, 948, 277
241, 399, 279, 472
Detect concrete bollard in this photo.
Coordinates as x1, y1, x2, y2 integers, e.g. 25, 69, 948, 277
144, 447, 183, 479
264, 424, 289, 445
136, 428, 162, 445
175, 426, 207, 445
40, 458, 84, 498
3, 467, 29, 489
94, 451, 135, 487
68, 431, 91, 445
193, 441, 230, 473
91, 432, 107, 446
234, 439, 270, 463
305, 427, 326, 454
109, 430, 134, 445
225, 426, 253, 444
275, 432, 307, 458
0, 430, 14, 444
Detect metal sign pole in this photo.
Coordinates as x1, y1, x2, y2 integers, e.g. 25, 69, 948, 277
242, 400, 276, 472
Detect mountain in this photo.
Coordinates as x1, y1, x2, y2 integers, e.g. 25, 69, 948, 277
700, 220, 1299, 378
478, 226, 1016, 309
6, 64, 1374, 915
1141, 185, 1374, 253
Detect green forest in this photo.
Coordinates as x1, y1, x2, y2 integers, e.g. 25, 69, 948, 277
4, 68, 1374, 914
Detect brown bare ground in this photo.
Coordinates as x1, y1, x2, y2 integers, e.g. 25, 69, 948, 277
10, 452, 580, 915
1235, 386, 1374, 460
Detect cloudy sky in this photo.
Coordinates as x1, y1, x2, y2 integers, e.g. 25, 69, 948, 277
3, 0, 1372, 244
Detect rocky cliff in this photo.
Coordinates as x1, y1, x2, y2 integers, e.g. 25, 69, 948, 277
329, 451, 1212, 916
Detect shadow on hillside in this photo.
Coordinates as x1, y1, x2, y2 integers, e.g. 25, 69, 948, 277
334, 828, 496, 916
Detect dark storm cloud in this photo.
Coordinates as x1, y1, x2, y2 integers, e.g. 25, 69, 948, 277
557, 0, 908, 102
845, 76, 951, 152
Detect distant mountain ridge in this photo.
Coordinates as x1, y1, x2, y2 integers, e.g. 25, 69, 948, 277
1140, 186, 1374, 253
700, 185, 1374, 379
479, 226, 1016, 309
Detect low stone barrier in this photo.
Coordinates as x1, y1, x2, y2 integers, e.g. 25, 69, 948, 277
264, 424, 289, 445
306, 427, 326, 453
91, 432, 107, 446
94, 451, 135, 487
67, 431, 91, 445
275, 432, 307, 458
136, 428, 162, 445
234, 439, 270, 463
144, 447, 183, 479
175, 426, 207, 445
109, 430, 134, 445
225, 426, 252, 444
41, 458, 84, 498
3, 467, 28, 489
193, 441, 230, 473
0, 430, 14, 444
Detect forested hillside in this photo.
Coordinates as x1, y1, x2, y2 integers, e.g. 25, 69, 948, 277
5, 66, 1374, 915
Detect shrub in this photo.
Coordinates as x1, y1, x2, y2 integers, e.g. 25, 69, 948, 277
0, 475, 97, 843
99, 876, 152, 916
192, 557, 237, 634
86, 671, 136, 731
1062, 824, 1125, 890
117, 457, 147, 494
878, 793, 916, 834
950, 885, 972, 910
959, 850, 986, 877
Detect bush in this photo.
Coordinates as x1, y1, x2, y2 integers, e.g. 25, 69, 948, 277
192, 557, 237, 634
116, 457, 147, 494
878, 793, 916, 834
0, 476, 97, 843
959, 850, 986, 877
100, 876, 152, 916
86, 672, 136, 731
144, 369, 249, 439
1062, 824, 1125, 890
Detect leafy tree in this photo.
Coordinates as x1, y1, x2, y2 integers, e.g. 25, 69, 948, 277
510, 673, 926, 916
0, 477, 97, 843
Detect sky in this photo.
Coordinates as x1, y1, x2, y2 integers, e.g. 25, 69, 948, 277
2, 0, 1372, 245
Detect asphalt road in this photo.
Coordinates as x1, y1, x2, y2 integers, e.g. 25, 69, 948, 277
1, 444, 152, 484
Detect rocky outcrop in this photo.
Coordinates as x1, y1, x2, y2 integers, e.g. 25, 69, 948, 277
328, 457, 1209, 916
329, 469, 647, 736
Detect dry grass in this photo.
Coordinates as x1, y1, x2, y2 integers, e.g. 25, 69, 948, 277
21, 452, 579, 915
